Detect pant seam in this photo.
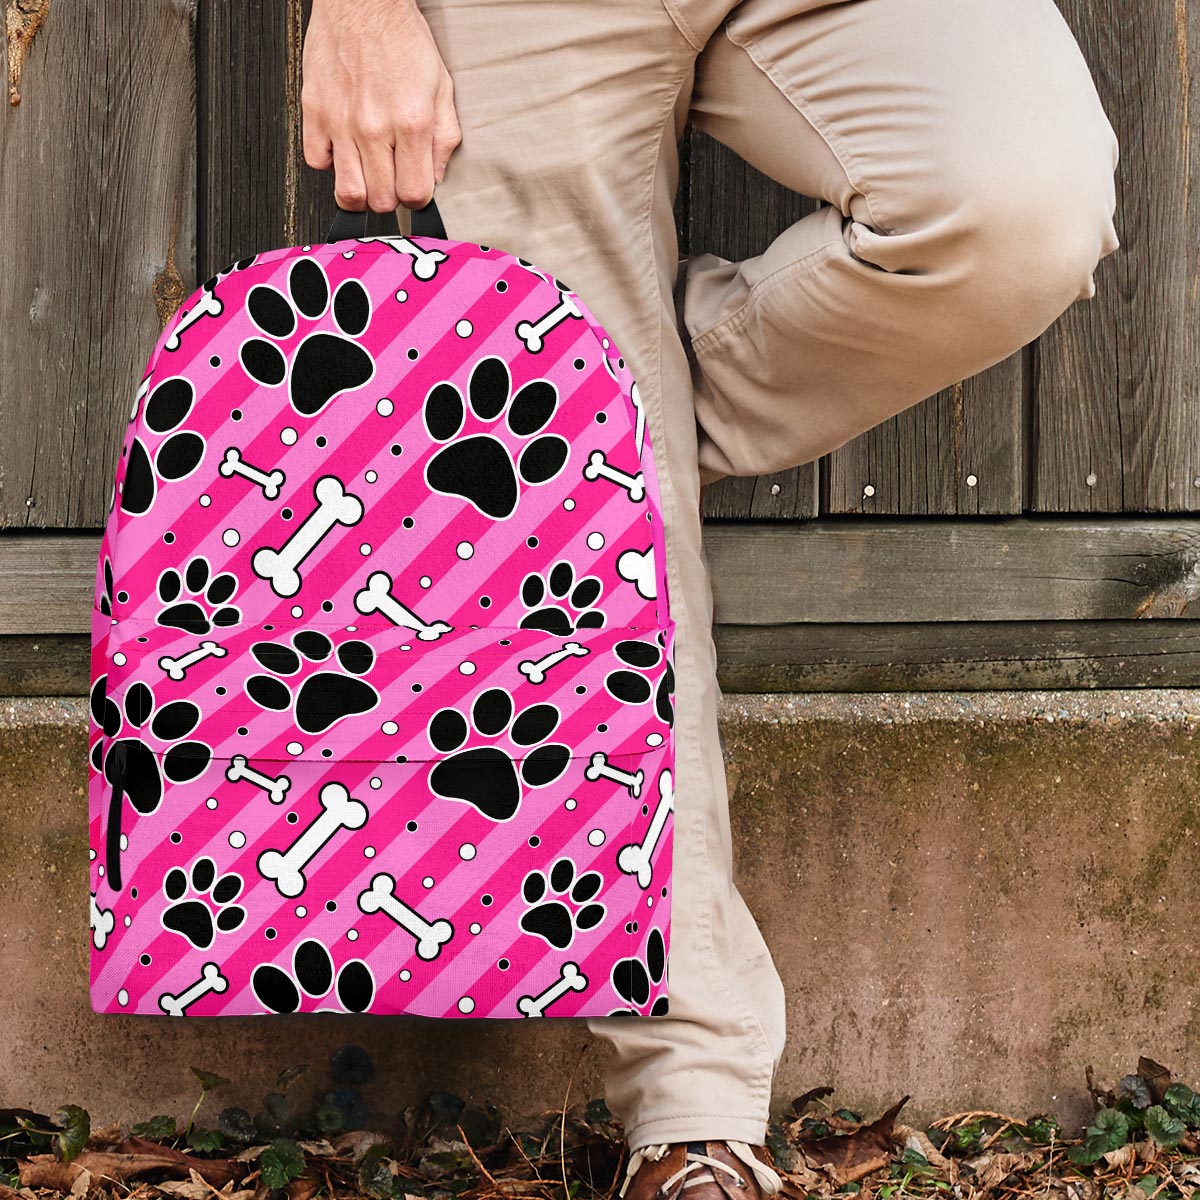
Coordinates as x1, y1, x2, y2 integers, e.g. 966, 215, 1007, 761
689, 238, 842, 350
660, 0, 705, 51
721, 25, 896, 235
596, 52, 777, 1132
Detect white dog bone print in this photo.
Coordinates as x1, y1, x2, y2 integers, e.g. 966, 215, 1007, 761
165, 287, 223, 352
354, 571, 453, 641
159, 961, 228, 1016
518, 641, 588, 684
583, 450, 645, 502
517, 961, 588, 1017
158, 639, 227, 681
220, 447, 286, 500
258, 781, 368, 897
253, 475, 364, 598
90, 893, 114, 951
358, 872, 454, 960
630, 381, 646, 456
585, 751, 644, 799
357, 235, 448, 281
616, 546, 657, 602
617, 768, 674, 889
515, 292, 583, 353
226, 754, 291, 805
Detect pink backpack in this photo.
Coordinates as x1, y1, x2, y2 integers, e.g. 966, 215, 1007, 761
88, 203, 674, 1019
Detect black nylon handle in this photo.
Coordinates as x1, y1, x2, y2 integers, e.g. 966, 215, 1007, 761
325, 196, 447, 243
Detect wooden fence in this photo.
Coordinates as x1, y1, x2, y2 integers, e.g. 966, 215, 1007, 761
1, 0, 1197, 693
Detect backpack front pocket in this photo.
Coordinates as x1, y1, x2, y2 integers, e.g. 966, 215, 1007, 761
89, 619, 674, 1019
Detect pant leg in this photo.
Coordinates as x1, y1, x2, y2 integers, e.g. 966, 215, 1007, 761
415, 0, 788, 1151
683, 0, 1122, 483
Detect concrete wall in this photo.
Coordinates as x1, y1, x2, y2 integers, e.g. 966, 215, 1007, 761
4, 691, 1200, 1133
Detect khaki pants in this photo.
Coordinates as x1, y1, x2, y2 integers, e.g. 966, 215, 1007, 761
417, 0, 1120, 1150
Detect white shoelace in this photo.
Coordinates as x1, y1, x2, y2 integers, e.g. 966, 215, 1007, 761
619, 1142, 783, 1199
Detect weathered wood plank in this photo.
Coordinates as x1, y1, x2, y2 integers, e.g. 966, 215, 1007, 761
686, 132, 820, 520
0, 0, 197, 529
1033, 0, 1199, 512
714, 620, 1200, 692
702, 519, 1200, 624
199, 0, 396, 277
823, 352, 1025, 516
0, 536, 99, 634
9, 520, 1200, 635
14, 618, 1200, 697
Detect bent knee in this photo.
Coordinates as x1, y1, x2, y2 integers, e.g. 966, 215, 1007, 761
850, 115, 1119, 345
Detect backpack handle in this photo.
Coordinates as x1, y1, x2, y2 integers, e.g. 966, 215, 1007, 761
326, 196, 447, 243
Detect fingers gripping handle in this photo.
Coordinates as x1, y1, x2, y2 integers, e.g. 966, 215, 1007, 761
326, 197, 446, 243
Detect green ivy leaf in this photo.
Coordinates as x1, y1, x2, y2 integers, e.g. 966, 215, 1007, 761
132, 1115, 177, 1141
1163, 1084, 1200, 1127
260, 1138, 305, 1189
217, 1106, 256, 1145
1145, 1106, 1186, 1149
358, 1145, 395, 1199
315, 1100, 345, 1137
276, 1065, 309, 1090
1120, 1076, 1154, 1110
52, 1106, 90, 1164
190, 1068, 229, 1094
1092, 1108, 1131, 1150
187, 1128, 224, 1153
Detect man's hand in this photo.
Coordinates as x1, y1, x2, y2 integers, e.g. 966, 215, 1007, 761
302, 0, 461, 213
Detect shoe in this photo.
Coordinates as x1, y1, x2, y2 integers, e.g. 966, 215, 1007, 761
618, 1141, 784, 1200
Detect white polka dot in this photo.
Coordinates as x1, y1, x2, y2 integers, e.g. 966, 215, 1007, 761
347, 928, 359, 941
229, 830, 246, 849
646, 732, 664, 747
376, 397, 394, 417
396, 290, 408, 303
360, 543, 372, 555
563, 498, 576, 511
459, 661, 476, 676
117, 989, 129, 1006
646, 896, 654, 908
89, 848, 96, 860
399, 969, 411, 981
112, 652, 127, 667
346, 625, 357, 632
281, 427, 298, 446
456, 541, 474, 560
455, 319, 474, 338
469, 923, 482, 935
370, 776, 382, 789
287, 741, 303, 755
420, 575, 432, 588
382, 720, 398, 735
459, 843, 477, 861
123, 914, 131, 927
423, 875, 434, 889
565, 798, 578, 811
119, 834, 128, 851
96, 864, 104, 877
365, 469, 378, 483
222, 529, 240, 547
364, 845, 376, 858
206, 797, 218, 810
199, 494, 212, 507
342, 250, 355, 260
290, 605, 303, 618
295, 906, 307, 918
587, 532, 605, 551
588, 829, 606, 847
458, 996, 476, 1014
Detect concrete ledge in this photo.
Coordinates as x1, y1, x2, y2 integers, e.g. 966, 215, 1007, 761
4, 692, 1200, 1131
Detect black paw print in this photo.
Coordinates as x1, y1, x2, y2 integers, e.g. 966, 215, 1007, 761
121, 377, 206, 516
604, 635, 674, 727
610, 927, 668, 1016
423, 355, 568, 520
245, 629, 377, 735
427, 688, 570, 822
97, 556, 115, 617
519, 561, 605, 635
519, 858, 605, 949
160, 856, 246, 948
239, 257, 375, 417
155, 556, 242, 633
94, 677, 212, 891
252, 938, 375, 1014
